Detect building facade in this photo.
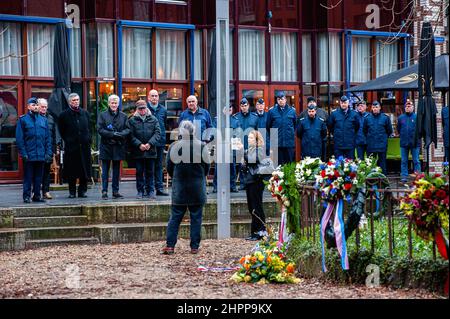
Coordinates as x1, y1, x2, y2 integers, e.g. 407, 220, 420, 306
0, 0, 448, 183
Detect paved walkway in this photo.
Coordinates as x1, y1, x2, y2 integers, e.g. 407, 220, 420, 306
0, 182, 273, 208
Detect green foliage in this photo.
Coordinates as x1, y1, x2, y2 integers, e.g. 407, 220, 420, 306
282, 163, 301, 235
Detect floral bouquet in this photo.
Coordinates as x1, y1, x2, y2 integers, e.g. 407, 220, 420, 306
399, 173, 449, 241
267, 167, 290, 207
295, 157, 323, 186
443, 162, 449, 177
314, 156, 359, 202
355, 155, 386, 187
231, 230, 300, 284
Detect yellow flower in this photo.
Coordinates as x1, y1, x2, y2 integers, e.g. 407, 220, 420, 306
258, 255, 264, 262
244, 275, 252, 282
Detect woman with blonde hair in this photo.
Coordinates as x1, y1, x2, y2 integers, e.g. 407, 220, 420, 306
238, 130, 267, 240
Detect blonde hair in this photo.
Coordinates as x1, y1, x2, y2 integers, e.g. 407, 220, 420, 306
249, 130, 264, 148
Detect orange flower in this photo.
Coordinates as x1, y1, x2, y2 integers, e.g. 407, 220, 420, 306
266, 256, 272, 264
244, 263, 251, 270
250, 256, 257, 264
240, 257, 246, 265
286, 263, 295, 274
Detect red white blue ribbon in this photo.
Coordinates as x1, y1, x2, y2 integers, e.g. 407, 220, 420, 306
334, 199, 349, 270
320, 201, 335, 272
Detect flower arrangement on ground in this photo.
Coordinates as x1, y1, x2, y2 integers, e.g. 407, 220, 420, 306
295, 157, 323, 186
231, 229, 300, 284
400, 173, 449, 241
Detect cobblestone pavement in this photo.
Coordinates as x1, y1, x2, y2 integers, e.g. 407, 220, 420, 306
0, 238, 442, 299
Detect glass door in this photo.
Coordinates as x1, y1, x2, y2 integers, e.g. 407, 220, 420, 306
0, 82, 22, 181
155, 85, 186, 146
239, 84, 268, 113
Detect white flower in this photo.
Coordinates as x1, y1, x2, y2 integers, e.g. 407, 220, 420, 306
284, 200, 290, 207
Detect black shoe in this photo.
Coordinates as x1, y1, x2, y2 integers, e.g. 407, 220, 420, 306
78, 193, 87, 198
136, 192, 144, 199
68, 194, 76, 199
32, 197, 46, 203
147, 191, 157, 200
156, 190, 169, 196
112, 192, 124, 199
230, 188, 239, 193
23, 198, 31, 204
212, 188, 217, 193
102, 192, 108, 200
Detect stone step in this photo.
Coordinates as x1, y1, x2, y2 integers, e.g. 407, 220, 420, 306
93, 218, 281, 244
25, 226, 94, 240
13, 206, 82, 217
25, 237, 100, 249
14, 216, 88, 228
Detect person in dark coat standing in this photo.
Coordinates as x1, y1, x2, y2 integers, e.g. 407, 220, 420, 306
163, 121, 210, 255
254, 98, 270, 156
397, 100, 421, 182
233, 97, 258, 190
266, 91, 298, 165
237, 130, 267, 241
327, 95, 360, 160
355, 100, 369, 160
147, 89, 169, 196
442, 106, 449, 162
16, 97, 52, 203
299, 97, 329, 161
97, 94, 130, 199
58, 93, 92, 198
128, 100, 161, 199
38, 98, 61, 200
363, 101, 393, 175
296, 104, 327, 159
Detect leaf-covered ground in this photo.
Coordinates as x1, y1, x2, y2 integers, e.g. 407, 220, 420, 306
0, 239, 442, 299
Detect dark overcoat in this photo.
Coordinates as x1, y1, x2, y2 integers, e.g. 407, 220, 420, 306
58, 108, 92, 179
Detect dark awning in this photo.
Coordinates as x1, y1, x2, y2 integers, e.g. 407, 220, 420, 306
346, 54, 448, 92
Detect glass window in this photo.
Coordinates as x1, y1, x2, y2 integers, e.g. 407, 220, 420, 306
0, 85, 19, 172
27, 24, 55, 77
0, 22, 22, 76
207, 29, 233, 80
238, 0, 266, 26
86, 24, 114, 78
194, 83, 204, 107
317, 33, 341, 82
97, 24, 114, 78
238, 29, 265, 81
122, 28, 152, 79
376, 40, 398, 77
271, 32, 297, 82
30, 86, 52, 100
302, 34, 311, 83
158, 87, 183, 142
156, 30, 186, 80
194, 30, 203, 81
70, 27, 82, 78
351, 37, 371, 83
120, 0, 152, 21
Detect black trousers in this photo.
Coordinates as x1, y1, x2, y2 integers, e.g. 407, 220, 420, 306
42, 162, 52, 194
245, 179, 266, 235
68, 176, 87, 196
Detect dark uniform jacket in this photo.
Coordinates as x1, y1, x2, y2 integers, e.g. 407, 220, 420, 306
58, 107, 92, 179
327, 108, 360, 150
397, 113, 420, 148
296, 116, 327, 158
127, 113, 161, 159
266, 104, 297, 148
166, 137, 210, 206
147, 102, 167, 147
355, 112, 369, 146
363, 113, 393, 152
98, 108, 130, 161
233, 111, 258, 149
16, 112, 52, 162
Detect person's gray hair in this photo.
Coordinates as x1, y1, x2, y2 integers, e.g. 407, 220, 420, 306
37, 98, 48, 105
178, 120, 195, 136
108, 94, 120, 103
68, 93, 79, 101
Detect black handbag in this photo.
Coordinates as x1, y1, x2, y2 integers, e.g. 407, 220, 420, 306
248, 157, 275, 176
